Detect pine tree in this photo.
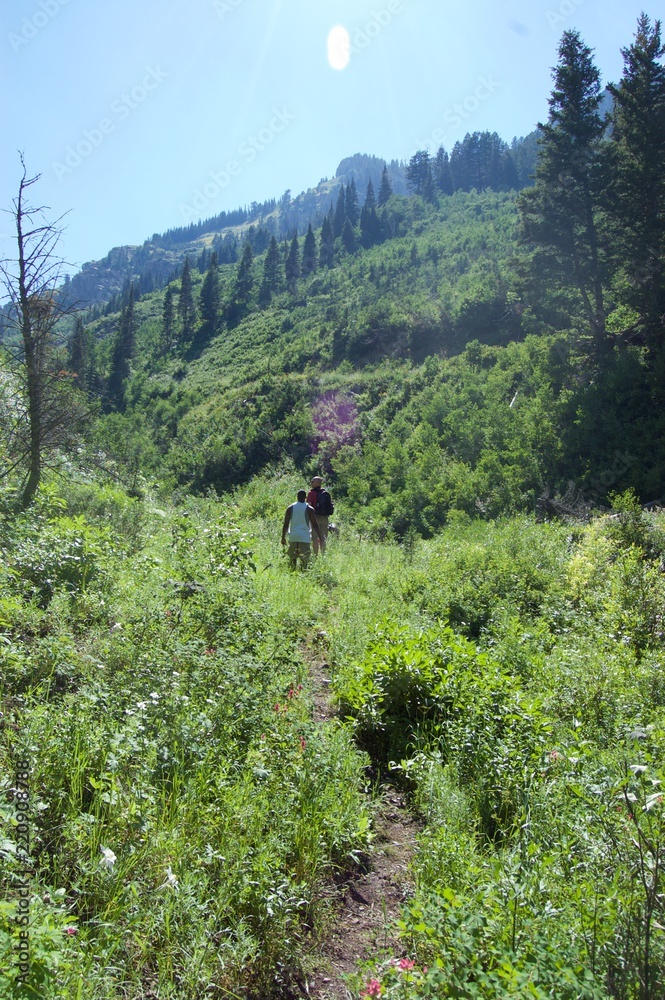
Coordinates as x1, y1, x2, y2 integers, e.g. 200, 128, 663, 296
162, 284, 175, 352
302, 224, 317, 276
365, 178, 376, 213
319, 215, 335, 268
378, 165, 393, 206
107, 284, 136, 409
333, 186, 347, 237
346, 179, 359, 226
259, 236, 282, 305
68, 315, 89, 381
607, 14, 665, 346
199, 252, 221, 332
519, 30, 609, 352
360, 179, 381, 248
341, 218, 357, 254
406, 150, 434, 199
228, 241, 254, 323
434, 147, 454, 195
178, 256, 196, 341
285, 234, 301, 285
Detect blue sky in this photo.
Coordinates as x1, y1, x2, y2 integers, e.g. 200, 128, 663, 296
0, 0, 656, 271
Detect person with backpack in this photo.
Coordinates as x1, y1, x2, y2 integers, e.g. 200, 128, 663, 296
281, 489, 323, 570
306, 476, 334, 556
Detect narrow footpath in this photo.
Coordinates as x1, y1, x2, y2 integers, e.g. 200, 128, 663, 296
300, 637, 421, 1000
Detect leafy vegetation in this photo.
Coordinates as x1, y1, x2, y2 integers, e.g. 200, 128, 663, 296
2, 13, 665, 999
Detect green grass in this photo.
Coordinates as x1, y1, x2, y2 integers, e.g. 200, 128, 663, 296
2, 477, 665, 998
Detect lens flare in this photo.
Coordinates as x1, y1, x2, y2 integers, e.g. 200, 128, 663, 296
327, 25, 350, 71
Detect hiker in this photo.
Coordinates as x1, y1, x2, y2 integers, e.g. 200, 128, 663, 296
306, 476, 334, 556
281, 489, 323, 570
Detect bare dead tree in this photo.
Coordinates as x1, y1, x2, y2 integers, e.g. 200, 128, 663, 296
0, 156, 87, 508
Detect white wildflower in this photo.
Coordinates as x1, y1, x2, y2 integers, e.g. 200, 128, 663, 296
100, 846, 116, 870
163, 865, 178, 889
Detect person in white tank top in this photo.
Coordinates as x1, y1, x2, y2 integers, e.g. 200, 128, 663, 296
281, 489, 322, 569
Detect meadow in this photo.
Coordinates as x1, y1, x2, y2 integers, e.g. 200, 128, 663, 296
2, 470, 664, 998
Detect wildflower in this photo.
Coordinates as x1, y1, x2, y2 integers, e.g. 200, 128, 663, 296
398, 958, 415, 971
299, 736, 306, 751
274, 703, 281, 712
362, 979, 383, 997
549, 750, 561, 762
163, 866, 178, 889
64, 926, 78, 936
100, 846, 116, 870
136, 701, 148, 711
205, 648, 216, 656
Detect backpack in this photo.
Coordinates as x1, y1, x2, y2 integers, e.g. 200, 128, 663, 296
315, 488, 334, 516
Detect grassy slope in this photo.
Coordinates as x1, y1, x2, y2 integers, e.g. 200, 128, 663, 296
2, 471, 665, 997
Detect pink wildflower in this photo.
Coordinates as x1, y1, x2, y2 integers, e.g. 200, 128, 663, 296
299, 736, 306, 751
398, 958, 415, 971
64, 926, 77, 936
549, 750, 561, 761
274, 703, 281, 712
362, 979, 383, 997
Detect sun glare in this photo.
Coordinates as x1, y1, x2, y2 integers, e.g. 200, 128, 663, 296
327, 25, 350, 71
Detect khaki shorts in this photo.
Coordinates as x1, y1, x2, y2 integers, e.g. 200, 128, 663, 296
288, 541, 311, 566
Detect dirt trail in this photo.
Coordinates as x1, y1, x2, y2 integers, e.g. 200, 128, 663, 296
301, 640, 420, 1000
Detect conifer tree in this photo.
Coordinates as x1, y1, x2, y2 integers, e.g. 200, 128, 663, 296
346, 179, 360, 226
406, 150, 434, 199
364, 178, 376, 213
333, 187, 347, 237
319, 216, 335, 268
360, 179, 381, 248
341, 218, 357, 254
434, 146, 454, 195
519, 30, 609, 352
228, 241, 254, 323
107, 284, 136, 409
378, 165, 393, 206
607, 14, 665, 345
178, 256, 196, 341
68, 315, 89, 382
199, 252, 221, 332
302, 223, 317, 276
285, 234, 301, 285
259, 236, 282, 305
162, 284, 175, 352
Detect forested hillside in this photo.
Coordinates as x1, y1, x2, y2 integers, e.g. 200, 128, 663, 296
1, 14, 665, 1000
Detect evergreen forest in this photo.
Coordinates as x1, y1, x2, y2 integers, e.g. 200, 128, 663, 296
1, 16, 665, 1000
